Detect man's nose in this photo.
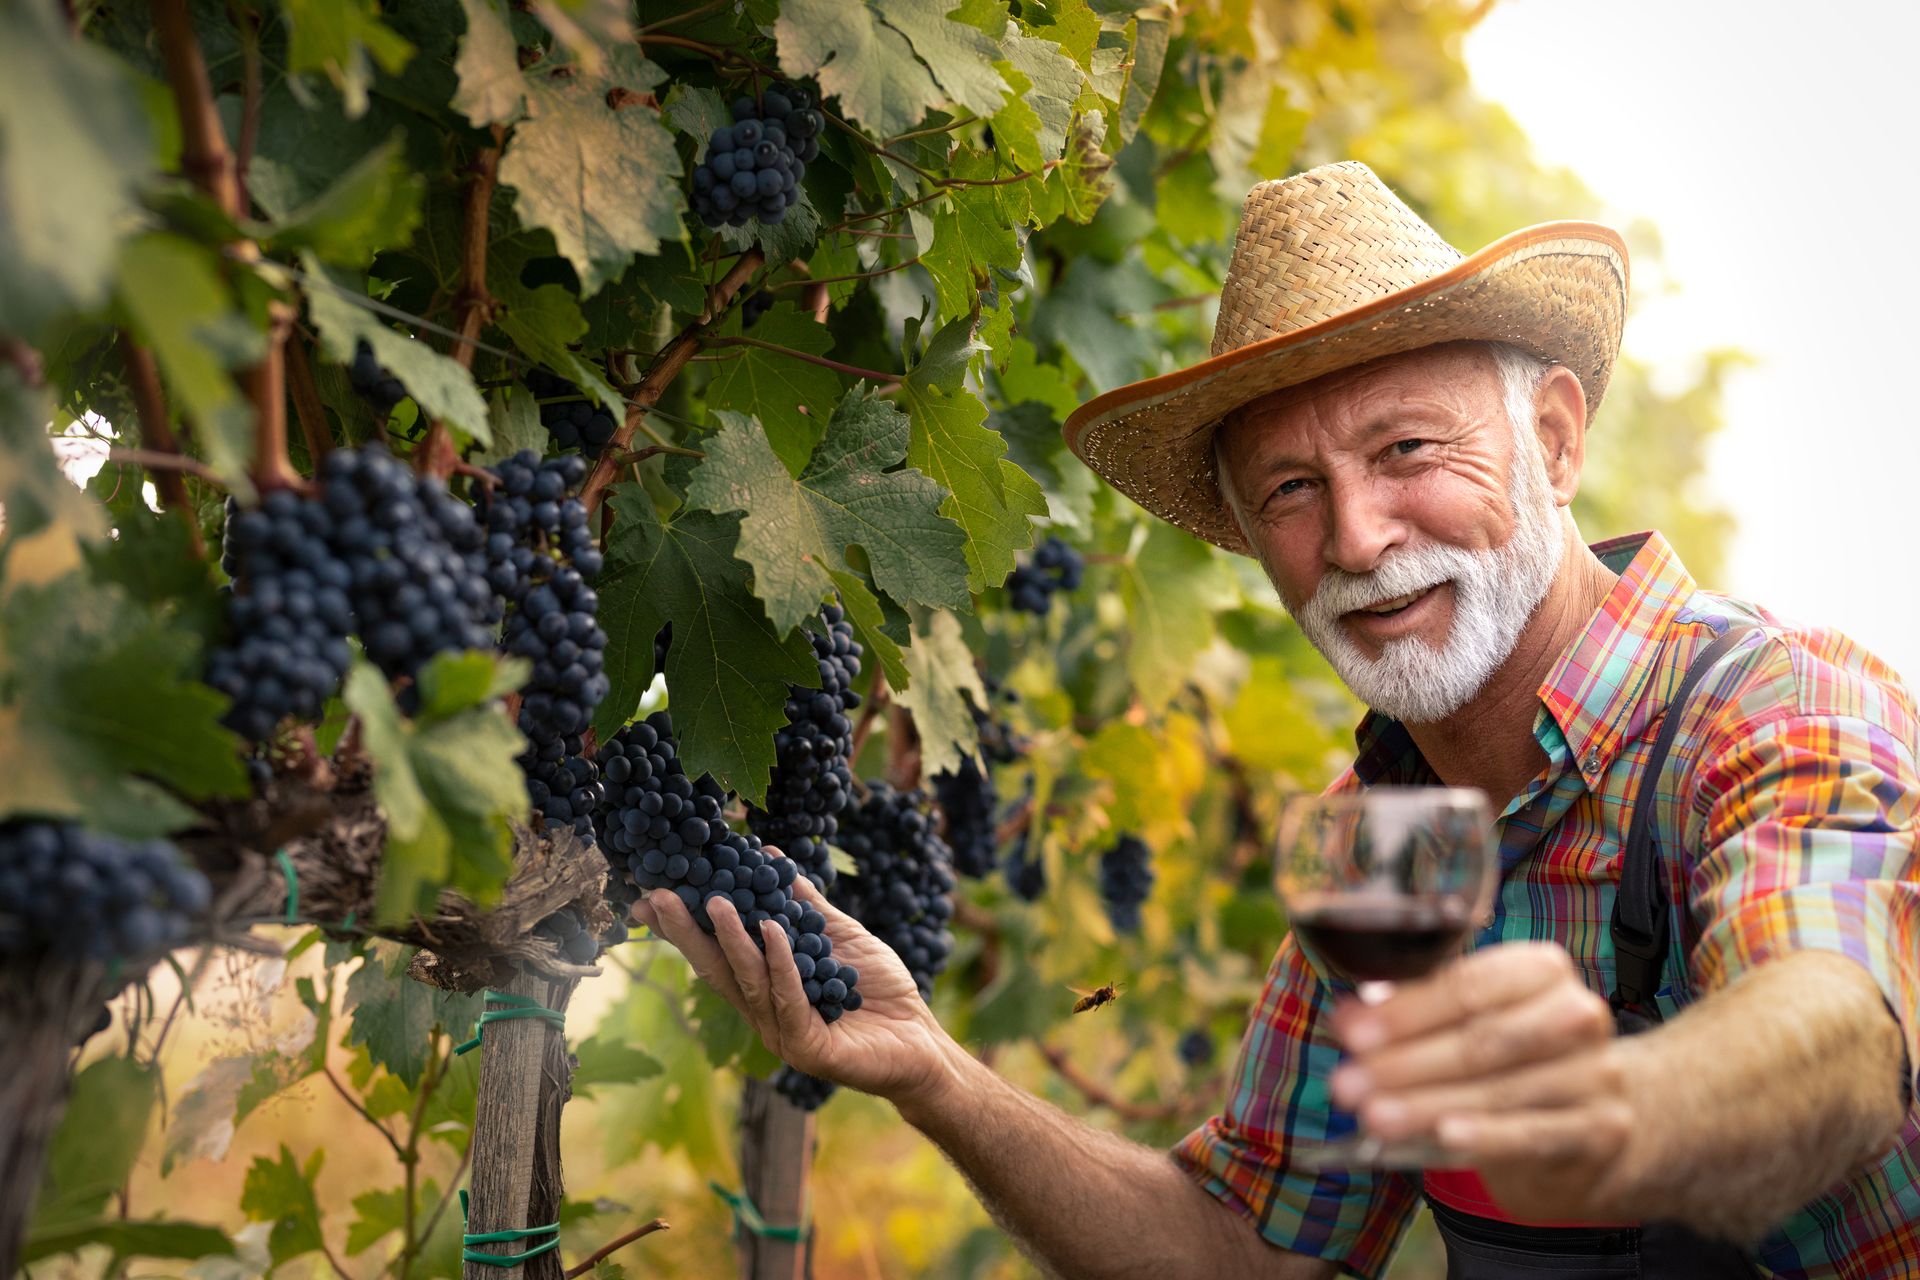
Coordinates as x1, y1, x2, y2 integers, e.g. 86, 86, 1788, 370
1323, 481, 1406, 575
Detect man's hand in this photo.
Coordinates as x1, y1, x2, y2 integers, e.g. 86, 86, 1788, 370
631, 865, 957, 1107
1330, 942, 1642, 1222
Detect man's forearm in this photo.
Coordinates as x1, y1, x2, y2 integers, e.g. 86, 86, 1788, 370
1610, 949, 1908, 1240
894, 1046, 1335, 1280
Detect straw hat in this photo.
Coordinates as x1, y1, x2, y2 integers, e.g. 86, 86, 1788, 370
1061, 161, 1630, 556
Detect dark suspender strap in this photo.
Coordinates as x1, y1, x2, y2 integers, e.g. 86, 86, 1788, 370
1609, 624, 1753, 1030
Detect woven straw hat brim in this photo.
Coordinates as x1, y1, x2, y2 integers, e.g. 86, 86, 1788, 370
1063, 221, 1630, 557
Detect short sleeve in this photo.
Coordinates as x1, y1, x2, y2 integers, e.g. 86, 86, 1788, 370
1171, 935, 1422, 1278
1685, 661, 1920, 1101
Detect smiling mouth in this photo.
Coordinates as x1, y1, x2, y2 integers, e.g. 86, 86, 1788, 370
1349, 585, 1438, 618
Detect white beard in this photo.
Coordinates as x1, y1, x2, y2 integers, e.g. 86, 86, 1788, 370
1280, 440, 1567, 724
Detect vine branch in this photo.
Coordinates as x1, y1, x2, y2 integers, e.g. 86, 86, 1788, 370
106, 448, 223, 486
118, 334, 206, 556
562, 1219, 670, 1277
579, 248, 764, 516
706, 335, 897, 383
417, 136, 501, 480
1033, 1041, 1211, 1124
150, 0, 244, 222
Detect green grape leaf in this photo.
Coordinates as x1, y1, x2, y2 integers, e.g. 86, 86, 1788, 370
894, 606, 983, 776
571, 1037, 664, 1096
999, 23, 1084, 163
452, 0, 528, 127
0, 576, 248, 836
474, 383, 550, 466
21, 1219, 234, 1267
240, 1145, 326, 1267
259, 138, 425, 265
278, 0, 415, 118
1029, 252, 1159, 392
0, 0, 154, 340
341, 660, 526, 922
703, 309, 843, 472
876, 0, 1011, 117
345, 1187, 408, 1255
901, 317, 1045, 589
488, 235, 625, 417
920, 151, 1024, 317
774, 0, 945, 137
498, 47, 683, 296
593, 489, 819, 804
344, 944, 484, 1086
303, 255, 491, 442
685, 391, 970, 633
29, 1057, 157, 1234
115, 234, 260, 490
1116, 522, 1239, 712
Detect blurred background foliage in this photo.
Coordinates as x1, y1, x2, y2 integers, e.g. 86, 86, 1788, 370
26, 0, 1732, 1276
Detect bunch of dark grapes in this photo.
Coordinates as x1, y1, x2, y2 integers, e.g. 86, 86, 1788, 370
524, 368, 617, 458
832, 782, 956, 999
485, 450, 610, 837
533, 901, 602, 966
1003, 826, 1046, 902
1099, 833, 1155, 934
0, 821, 210, 962
772, 1065, 838, 1111
348, 339, 407, 417
605, 713, 861, 1022
931, 682, 1025, 879
742, 289, 774, 328
1006, 535, 1085, 616
1178, 1027, 1215, 1069
321, 449, 499, 691
747, 605, 862, 891
207, 491, 356, 742
689, 86, 821, 228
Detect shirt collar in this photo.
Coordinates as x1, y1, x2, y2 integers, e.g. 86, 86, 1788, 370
1351, 531, 1697, 788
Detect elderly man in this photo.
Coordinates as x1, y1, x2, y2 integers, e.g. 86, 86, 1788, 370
635, 162, 1920, 1278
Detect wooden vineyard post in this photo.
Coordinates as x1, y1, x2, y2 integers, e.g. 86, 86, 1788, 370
464, 965, 579, 1279
735, 1078, 816, 1280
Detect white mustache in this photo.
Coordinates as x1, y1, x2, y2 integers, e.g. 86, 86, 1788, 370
1298, 543, 1482, 628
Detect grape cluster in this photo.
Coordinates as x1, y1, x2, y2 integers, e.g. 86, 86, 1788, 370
1098, 833, 1155, 934
533, 903, 602, 966
772, 1065, 838, 1111
689, 86, 821, 228
1002, 824, 1046, 902
742, 289, 774, 328
1006, 535, 1085, 616
931, 682, 1024, 879
0, 821, 210, 962
348, 339, 407, 417
207, 491, 355, 742
748, 605, 862, 891
485, 450, 611, 843
832, 782, 956, 999
1178, 1027, 1216, 1070
606, 713, 862, 1023
524, 368, 617, 458
322, 449, 500, 691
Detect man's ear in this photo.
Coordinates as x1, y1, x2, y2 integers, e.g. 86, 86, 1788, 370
1534, 365, 1588, 506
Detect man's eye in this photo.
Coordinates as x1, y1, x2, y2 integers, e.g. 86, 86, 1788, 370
1392, 438, 1426, 456
1271, 478, 1308, 500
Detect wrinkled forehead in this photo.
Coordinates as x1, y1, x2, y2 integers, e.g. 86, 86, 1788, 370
1216, 342, 1500, 467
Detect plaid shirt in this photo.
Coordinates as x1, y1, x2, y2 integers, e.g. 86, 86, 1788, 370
1172, 531, 1920, 1278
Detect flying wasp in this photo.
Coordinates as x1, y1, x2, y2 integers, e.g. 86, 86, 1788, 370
1070, 982, 1122, 1014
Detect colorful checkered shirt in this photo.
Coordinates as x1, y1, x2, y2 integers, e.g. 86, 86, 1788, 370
1172, 531, 1920, 1278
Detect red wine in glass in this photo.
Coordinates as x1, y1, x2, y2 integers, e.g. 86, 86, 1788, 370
1290, 897, 1475, 983
1274, 786, 1496, 1170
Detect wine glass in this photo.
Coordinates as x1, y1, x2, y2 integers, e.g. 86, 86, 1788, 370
1274, 786, 1497, 1170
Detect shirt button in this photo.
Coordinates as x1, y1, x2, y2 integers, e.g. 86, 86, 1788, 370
1583, 749, 1603, 774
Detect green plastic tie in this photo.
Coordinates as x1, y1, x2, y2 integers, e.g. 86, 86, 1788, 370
458, 1189, 561, 1266
453, 990, 567, 1056
274, 848, 299, 925
709, 1180, 807, 1243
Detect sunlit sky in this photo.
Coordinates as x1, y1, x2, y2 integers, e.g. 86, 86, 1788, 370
1465, 0, 1920, 689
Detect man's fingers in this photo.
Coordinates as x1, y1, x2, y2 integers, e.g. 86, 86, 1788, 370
646, 889, 749, 1010
1334, 942, 1577, 1049
1352, 1049, 1620, 1140
761, 920, 825, 1054
788, 873, 864, 933
1340, 979, 1612, 1095
1440, 1098, 1634, 1165
707, 897, 777, 1037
